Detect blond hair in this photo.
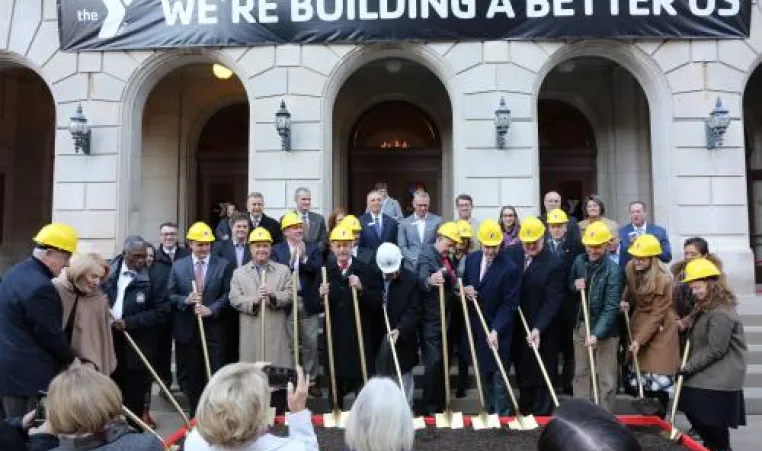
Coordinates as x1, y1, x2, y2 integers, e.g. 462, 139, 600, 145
48, 366, 123, 434
625, 256, 670, 297
195, 363, 271, 448
67, 253, 109, 291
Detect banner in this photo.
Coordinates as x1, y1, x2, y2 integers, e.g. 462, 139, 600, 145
58, 0, 751, 52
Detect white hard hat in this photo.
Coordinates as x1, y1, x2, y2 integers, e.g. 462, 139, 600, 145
376, 242, 402, 274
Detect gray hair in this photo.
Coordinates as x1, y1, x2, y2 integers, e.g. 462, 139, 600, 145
294, 187, 311, 200
345, 377, 414, 451
247, 192, 264, 201
123, 235, 148, 255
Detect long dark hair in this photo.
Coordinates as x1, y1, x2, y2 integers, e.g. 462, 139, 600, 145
538, 398, 642, 451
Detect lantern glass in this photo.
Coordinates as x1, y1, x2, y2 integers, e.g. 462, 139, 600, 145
69, 107, 89, 136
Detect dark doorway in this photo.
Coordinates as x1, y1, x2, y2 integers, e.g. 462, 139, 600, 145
196, 103, 249, 226
538, 99, 597, 216
347, 101, 442, 216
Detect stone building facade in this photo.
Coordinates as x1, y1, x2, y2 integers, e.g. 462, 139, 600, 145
1, 0, 761, 292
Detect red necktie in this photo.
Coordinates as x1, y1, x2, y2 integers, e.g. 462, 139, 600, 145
442, 257, 455, 283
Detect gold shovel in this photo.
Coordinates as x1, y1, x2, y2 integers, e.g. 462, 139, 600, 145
292, 271, 300, 367
255, 269, 278, 426
663, 340, 691, 441
472, 298, 538, 430
434, 279, 464, 429
321, 267, 349, 428
580, 290, 599, 405
623, 312, 661, 416
458, 279, 500, 430
191, 281, 212, 381
517, 308, 560, 408
109, 312, 192, 430
123, 405, 169, 450
351, 286, 368, 384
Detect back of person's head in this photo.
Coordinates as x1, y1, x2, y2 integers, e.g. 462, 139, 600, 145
195, 362, 270, 448
48, 366, 123, 435
345, 377, 414, 451
538, 399, 642, 451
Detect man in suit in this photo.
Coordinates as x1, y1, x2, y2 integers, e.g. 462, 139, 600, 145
455, 194, 480, 247
212, 212, 252, 366
417, 221, 460, 416
545, 209, 585, 394
167, 222, 233, 416
462, 219, 521, 416
271, 212, 323, 397
246, 192, 283, 244
103, 235, 168, 424
293, 187, 328, 254
368, 182, 403, 220
151, 222, 190, 394
359, 190, 399, 252
340, 215, 375, 265
398, 190, 442, 271
617, 200, 671, 268
540, 191, 581, 244
505, 218, 565, 415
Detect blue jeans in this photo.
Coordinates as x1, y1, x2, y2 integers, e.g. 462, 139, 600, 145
482, 369, 512, 416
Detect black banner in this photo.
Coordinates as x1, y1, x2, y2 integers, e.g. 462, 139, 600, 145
58, 0, 751, 52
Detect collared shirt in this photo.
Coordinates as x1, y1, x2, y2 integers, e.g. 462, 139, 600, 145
250, 214, 262, 228
111, 266, 136, 320
233, 241, 246, 267
608, 252, 620, 264
338, 258, 352, 275
372, 213, 383, 228
415, 215, 427, 242
479, 255, 493, 281
633, 221, 648, 236
192, 255, 208, 281
162, 245, 176, 261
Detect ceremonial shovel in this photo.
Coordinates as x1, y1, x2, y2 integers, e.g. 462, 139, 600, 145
123, 405, 169, 450
517, 308, 560, 408
663, 340, 691, 442
457, 279, 499, 430
191, 281, 212, 381
321, 267, 349, 428
351, 285, 368, 384
434, 278, 464, 429
623, 312, 662, 415
579, 290, 599, 405
255, 269, 278, 427
472, 297, 538, 430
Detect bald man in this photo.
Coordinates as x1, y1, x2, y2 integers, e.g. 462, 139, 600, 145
539, 192, 581, 244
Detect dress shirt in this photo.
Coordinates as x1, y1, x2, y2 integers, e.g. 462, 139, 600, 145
111, 266, 136, 320
192, 255, 209, 281
524, 257, 533, 271
415, 215, 427, 243
633, 221, 647, 236
250, 214, 261, 228
163, 245, 176, 261
233, 241, 246, 267
479, 256, 492, 281
338, 258, 352, 275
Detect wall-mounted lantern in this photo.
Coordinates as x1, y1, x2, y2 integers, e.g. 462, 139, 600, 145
68, 104, 91, 155
706, 97, 730, 150
494, 97, 511, 149
275, 99, 292, 152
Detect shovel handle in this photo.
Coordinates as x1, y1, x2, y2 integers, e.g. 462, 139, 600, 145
292, 271, 299, 367
623, 312, 644, 399
458, 278, 486, 411
518, 307, 559, 407
351, 286, 368, 384
259, 272, 267, 361
669, 340, 691, 426
322, 267, 340, 412
192, 281, 212, 381
580, 290, 599, 405
123, 405, 169, 450
382, 304, 405, 391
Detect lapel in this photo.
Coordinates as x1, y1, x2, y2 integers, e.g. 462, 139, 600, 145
184, 257, 195, 290
524, 249, 544, 278
476, 252, 499, 290
407, 217, 422, 244
204, 256, 218, 291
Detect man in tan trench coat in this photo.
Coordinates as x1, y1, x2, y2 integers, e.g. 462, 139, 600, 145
229, 227, 294, 368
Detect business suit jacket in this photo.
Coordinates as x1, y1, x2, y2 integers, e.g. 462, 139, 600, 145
617, 222, 672, 268
376, 267, 421, 374
368, 197, 404, 220
271, 241, 323, 315
212, 239, 252, 269
248, 213, 283, 244
102, 256, 169, 372
539, 213, 582, 245
358, 212, 399, 251
167, 255, 233, 348
289, 210, 327, 254
399, 213, 443, 270
461, 251, 522, 373
504, 246, 565, 388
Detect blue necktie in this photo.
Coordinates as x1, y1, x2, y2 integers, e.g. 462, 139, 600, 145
374, 216, 382, 237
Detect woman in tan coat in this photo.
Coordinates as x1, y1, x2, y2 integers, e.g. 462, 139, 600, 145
52, 253, 117, 376
229, 227, 294, 367
622, 234, 679, 417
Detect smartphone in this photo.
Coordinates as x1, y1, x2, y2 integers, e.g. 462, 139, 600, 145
264, 366, 297, 390
34, 391, 47, 427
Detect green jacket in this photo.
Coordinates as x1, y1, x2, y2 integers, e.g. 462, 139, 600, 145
568, 254, 622, 339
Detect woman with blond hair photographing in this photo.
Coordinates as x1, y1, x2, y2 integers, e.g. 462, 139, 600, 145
44, 366, 164, 450
52, 253, 116, 376
677, 258, 747, 451
185, 364, 317, 451
620, 235, 679, 417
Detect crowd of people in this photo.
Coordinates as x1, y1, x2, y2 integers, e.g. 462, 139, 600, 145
0, 183, 750, 451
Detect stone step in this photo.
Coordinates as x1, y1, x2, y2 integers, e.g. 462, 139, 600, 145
746, 364, 762, 387
748, 344, 762, 365
744, 325, 762, 343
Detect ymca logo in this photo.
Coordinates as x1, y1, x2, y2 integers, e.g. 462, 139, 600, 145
99, 0, 132, 39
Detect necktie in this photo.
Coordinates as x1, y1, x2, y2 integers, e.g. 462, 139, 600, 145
194, 260, 205, 293
374, 216, 382, 237
302, 213, 310, 236
252, 216, 260, 228
442, 257, 455, 283
480, 258, 491, 281
524, 257, 532, 272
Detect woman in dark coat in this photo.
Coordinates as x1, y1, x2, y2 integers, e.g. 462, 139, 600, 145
678, 258, 747, 451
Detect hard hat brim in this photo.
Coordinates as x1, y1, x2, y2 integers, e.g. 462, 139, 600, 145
378, 262, 401, 274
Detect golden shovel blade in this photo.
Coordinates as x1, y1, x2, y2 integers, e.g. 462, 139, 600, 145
265, 407, 277, 427
323, 410, 349, 428
413, 416, 427, 430
470, 413, 488, 430
507, 414, 539, 431
435, 411, 464, 429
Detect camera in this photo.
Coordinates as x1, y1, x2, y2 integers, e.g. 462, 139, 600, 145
34, 391, 47, 427
264, 365, 297, 390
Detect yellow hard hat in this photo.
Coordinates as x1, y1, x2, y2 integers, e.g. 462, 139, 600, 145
581, 221, 612, 246
546, 209, 569, 225
186, 222, 215, 243
477, 219, 503, 247
33, 223, 78, 253
437, 222, 462, 244
330, 225, 355, 242
519, 217, 546, 243
628, 234, 662, 258
683, 258, 721, 283
456, 220, 473, 239
339, 215, 362, 233
248, 227, 273, 243
280, 212, 303, 230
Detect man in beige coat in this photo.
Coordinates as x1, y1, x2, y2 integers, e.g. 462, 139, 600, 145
229, 227, 294, 368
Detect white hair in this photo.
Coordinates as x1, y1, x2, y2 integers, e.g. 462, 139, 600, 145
294, 187, 311, 200
345, 377, 414, 451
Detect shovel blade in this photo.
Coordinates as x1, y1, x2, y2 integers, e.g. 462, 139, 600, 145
471, 414, 487, 430
413, 416, 427, 430
487, 414, 501, 429
265, 407, 277, 426
323, 411, 349, 429
508, 414, 539, 430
